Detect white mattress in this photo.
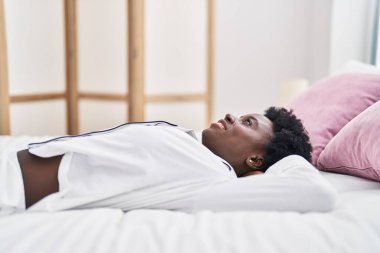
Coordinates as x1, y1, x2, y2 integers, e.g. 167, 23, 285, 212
1, 136, 380, 253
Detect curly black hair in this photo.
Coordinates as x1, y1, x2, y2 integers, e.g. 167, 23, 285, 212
261, 107, 312, 171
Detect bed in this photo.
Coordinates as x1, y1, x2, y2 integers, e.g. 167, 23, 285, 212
1, 135, 380, 253
1, 66, 380, 252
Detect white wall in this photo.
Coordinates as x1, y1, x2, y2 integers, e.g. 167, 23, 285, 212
308, 0, 332, 82
215, 0, 375, 119
329, 0, 376, 72
214, 0, 313, 118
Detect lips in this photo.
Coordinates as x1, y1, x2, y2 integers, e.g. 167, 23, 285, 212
217, 119, 227, 130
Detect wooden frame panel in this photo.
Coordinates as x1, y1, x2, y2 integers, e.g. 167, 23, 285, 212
64, 0, 79, 134
146, 93, 206, 103
79, 92, 127, 101
0, 0, 10, 134
127, 0, 145, 122
0, 0, 214, 135
206, 0, 214, 124
10, 92, 65, 103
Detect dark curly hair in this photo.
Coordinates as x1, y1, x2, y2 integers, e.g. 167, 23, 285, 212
261, 107, 312, 171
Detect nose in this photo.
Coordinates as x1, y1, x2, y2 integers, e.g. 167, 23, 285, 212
225, 113, 236, 124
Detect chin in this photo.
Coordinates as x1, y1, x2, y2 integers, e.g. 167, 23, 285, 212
201, 130, 214, 150
201, 128, 210, 145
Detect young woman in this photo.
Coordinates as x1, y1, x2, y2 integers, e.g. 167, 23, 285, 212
3, 107, 336, 214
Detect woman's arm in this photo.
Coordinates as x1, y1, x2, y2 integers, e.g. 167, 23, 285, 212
193, 155, 337, 212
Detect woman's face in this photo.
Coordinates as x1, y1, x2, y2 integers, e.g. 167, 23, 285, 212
202, 113, 273, 176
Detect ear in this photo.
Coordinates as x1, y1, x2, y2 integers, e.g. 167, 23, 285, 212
245, 155, 263, 170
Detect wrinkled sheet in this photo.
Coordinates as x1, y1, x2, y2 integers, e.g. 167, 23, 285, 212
1, 136, 380, 253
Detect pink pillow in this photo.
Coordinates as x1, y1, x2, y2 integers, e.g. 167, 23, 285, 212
287, 74, 380, 166
317, 101, 380, 182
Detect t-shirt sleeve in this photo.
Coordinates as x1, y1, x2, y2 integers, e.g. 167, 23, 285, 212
193, 155, 337, 212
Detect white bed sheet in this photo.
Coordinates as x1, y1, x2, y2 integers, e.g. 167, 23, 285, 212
1, 136, 380, 253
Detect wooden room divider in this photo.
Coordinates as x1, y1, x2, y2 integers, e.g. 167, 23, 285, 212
0, 0, 214, 135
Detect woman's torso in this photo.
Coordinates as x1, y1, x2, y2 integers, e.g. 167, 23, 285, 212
17, 149, 62, 208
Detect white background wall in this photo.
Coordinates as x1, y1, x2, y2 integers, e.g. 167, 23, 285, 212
215, 0, 314, 118
215, 0, 376, 119
2, 0, 376, 135
329, 0, 376, 72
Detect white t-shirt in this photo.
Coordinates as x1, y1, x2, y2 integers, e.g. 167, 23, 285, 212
27, 121, 336, 213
